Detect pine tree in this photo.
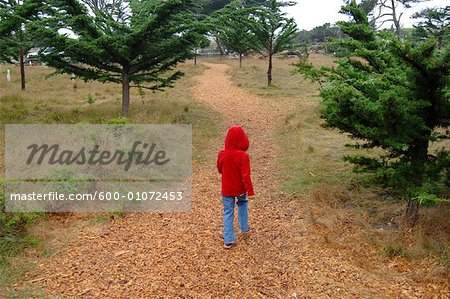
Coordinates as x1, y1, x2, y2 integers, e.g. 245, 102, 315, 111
0, 0, 43, 90
212, 1, 258, 68
297, 1, 450, 224
200, 0, 233, 15
412, 6, 450, 48
252, 0, 297, 85
35, 0, 206, 115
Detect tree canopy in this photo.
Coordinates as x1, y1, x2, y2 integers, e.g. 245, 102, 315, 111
296, 23, 345, 44
412, 5, 450, 48
0, 0, 43, 90
252, 0, 297, 85
34, 0, 206, 115
211, 1, 258, 67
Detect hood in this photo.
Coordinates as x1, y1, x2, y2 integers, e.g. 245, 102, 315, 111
224, 125, 249, 151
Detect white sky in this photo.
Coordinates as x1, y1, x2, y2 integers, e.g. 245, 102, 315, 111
283, 0, 449, 30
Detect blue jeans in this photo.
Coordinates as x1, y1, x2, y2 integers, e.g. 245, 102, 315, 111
222, 194, 249, 244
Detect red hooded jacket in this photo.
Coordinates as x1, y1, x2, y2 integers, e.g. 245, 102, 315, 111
217, 126, 255, 197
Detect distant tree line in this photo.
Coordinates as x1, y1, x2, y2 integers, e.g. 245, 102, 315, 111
295, 23, 346, 44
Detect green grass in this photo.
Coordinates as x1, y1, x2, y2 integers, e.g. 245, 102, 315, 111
382, 245, 407, 258
7, 286, 48, 299
0, 234, 39, 288
88, 214, 110, 225
276, 101, 358, 196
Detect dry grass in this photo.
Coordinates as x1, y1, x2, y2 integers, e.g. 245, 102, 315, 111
0, 62, 217, 123
306, 182, 450, 278
224, 54, 450, 282
0, 63, 219, 166
200, 55, 315, 98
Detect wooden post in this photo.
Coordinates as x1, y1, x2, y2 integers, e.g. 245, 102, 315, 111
19, 48, 25, 90
267, 53, 273, 86
71, 73, 77, 90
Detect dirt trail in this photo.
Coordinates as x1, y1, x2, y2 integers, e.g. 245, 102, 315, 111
25, 63, 442, 298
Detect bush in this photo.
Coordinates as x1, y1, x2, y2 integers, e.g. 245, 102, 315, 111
0, 183, 41, 260
106, 117, 131, 125
84, 95, 96, 105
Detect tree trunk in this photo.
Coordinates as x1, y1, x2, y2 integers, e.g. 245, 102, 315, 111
390, 0, 402, 40
194, 48, 197, 65
19, 48, 25, 91
394, 19, 402, 40
121, 73, 130, 116
405, 137, 429, 226
405, 199, 419, 226
267, 53, 273, 86
214, 37, 225, 57
239, 53, 242, 68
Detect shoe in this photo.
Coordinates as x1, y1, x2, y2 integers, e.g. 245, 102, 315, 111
224, 243, 233, 249
241, 228, 251, 234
